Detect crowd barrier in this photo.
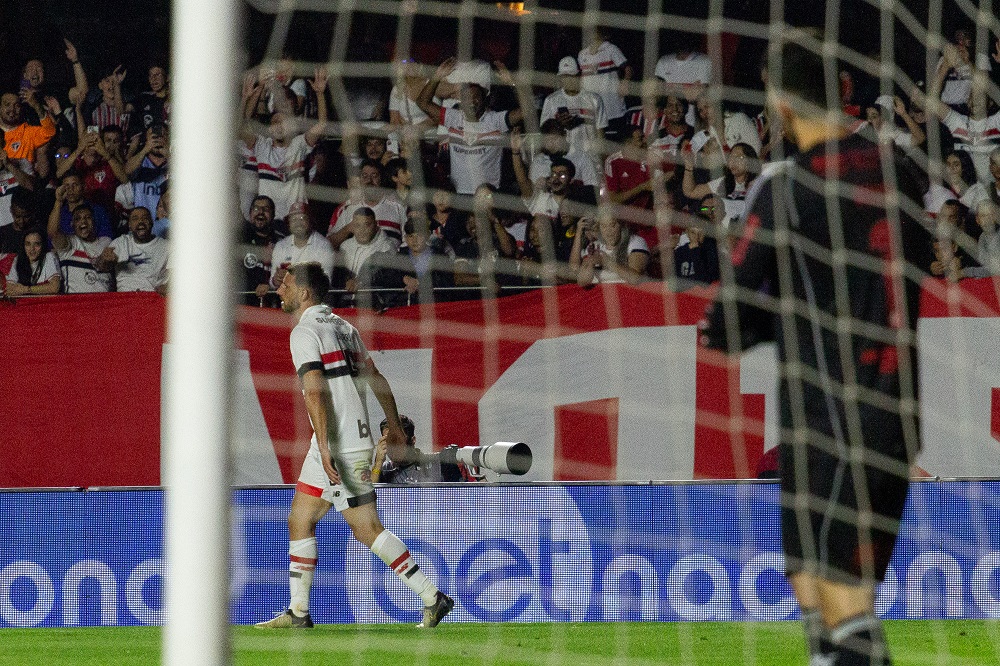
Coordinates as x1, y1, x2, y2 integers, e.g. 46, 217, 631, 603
1, 480, 998, 627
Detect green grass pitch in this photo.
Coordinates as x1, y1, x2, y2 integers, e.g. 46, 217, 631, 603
1, 621, 997, 665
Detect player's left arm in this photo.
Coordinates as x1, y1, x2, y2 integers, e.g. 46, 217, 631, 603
358, 357, 407, 457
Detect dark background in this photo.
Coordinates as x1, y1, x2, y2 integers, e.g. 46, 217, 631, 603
0, 1, 986, 105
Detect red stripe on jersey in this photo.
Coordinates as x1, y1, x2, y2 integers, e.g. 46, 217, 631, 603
389, 551, 410, 571
295, 481, 323, 497
730, 213, 760, 267
290, 554, 318, 565
72, 250, 90, 259
321, 350, 345, 365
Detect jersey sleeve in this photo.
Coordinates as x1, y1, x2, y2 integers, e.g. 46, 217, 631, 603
290, 325, 324, 378
700, 166, 781, 352
594, 95, 608, 130
540, 95, 557, 124
654, 56, 667, 81
350, 327, 371, 366
608, 43, 627, 68
40, 253, 60, 283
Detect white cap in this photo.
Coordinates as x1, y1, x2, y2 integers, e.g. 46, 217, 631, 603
557, 56, 579, 76
447, 60, 492, 93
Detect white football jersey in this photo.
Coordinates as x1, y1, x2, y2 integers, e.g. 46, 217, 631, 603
290, 304, 374, 455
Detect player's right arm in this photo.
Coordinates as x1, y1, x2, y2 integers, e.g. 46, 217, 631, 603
300, 368, 340, 484
291, 325, 340, 483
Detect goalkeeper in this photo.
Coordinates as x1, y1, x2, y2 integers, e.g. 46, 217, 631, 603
700, 33, 934, 666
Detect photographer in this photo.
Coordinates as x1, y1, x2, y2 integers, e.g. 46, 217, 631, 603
372, 415, 466, 483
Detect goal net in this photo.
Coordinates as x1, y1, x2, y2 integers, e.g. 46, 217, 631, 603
174, 0, 1000, 663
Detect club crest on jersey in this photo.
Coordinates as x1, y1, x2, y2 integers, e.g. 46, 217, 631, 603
9, 141, 21, 153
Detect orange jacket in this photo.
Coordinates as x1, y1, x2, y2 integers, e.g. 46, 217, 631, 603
3, 116, 56, 162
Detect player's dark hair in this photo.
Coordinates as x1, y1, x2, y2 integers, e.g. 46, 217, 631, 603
289, 262, 330, 302
778, 34, 834, 114
380, 415, 416, 442
550, 156, 576, 179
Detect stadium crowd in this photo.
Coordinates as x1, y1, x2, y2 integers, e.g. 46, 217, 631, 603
2, 25, 1000, 304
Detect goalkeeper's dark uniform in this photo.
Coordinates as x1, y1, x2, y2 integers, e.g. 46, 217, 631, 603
701, 132, 935, 584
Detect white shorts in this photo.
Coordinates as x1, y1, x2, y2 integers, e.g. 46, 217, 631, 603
296, 444, 376, 512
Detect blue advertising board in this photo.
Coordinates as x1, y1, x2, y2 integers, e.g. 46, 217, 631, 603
1, 481, 998, 627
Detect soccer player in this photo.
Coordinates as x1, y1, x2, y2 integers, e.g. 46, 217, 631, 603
700, 33, 934, 666
256, 262, 453, 629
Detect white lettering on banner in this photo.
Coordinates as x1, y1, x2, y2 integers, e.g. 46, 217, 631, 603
345, 488, 593, 623
126, 559, 165, 625
905, 552, 964, 618
0, 561, 55, 627
478, 327, 698, 481
972, 553, 1000, 617
739, 343, 780, 454
363, 349, 434, 454
63, 560, 117, 626
918, 319, 1000, 477
875, 565, 900, 616
601, 555, 659, 620
666, 555, 732, 620
162, 345, 283, 485
739, 552, 796, 620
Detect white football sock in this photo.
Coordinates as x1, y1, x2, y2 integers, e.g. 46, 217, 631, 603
288, 537, 317, 616
371, 529, 439, 606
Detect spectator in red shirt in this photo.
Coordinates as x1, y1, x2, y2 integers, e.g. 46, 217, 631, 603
56, 121, 128, 214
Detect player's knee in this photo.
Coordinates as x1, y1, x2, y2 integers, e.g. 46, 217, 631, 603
287, 510, 319, 539
350, 519, 383, 548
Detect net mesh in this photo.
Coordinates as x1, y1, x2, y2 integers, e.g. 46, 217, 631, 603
232, 0, 1000, 662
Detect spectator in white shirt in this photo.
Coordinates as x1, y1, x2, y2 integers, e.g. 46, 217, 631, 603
416, 58, 524, 194
97, 207, 168, 294
541, 56, 607, 171
655, 37, 713, 126
339, 206, 397, 295
577, 27, 632, 138
270, 201, 335, 289
4, 228, 60, 296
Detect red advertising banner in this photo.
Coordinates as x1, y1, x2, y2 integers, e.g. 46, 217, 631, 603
2, 279, 999, 488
